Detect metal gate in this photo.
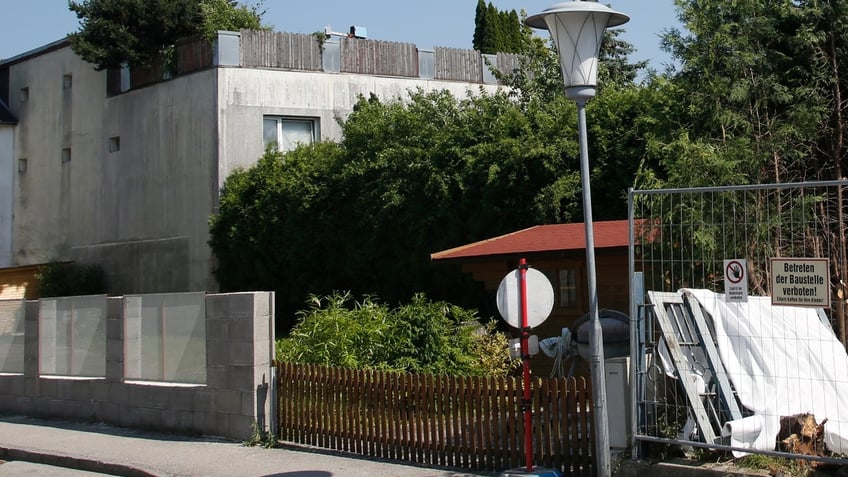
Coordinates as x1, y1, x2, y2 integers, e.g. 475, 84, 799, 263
627, 180, 848, 464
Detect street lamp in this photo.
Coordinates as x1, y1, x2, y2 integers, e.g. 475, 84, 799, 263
526, 3, 629, 477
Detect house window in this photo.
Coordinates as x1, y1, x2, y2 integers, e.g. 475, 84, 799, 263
109, 136, 120, 152
18, 158, 27, 174
63, 74, 73, 89
61, 148, 71, 163
263, 116, 318, 152
544, 267, 580, 308
20, 87, 29, 102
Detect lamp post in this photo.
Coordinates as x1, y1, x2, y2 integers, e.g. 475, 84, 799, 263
526, 3, 629, 476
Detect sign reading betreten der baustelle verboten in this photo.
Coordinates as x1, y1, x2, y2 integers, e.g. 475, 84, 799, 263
770, 258, 830, 307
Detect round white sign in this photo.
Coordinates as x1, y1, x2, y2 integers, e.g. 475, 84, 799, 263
496, 267, 555, 329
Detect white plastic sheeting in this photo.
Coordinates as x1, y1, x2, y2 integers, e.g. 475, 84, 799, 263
684, 289, 848, 456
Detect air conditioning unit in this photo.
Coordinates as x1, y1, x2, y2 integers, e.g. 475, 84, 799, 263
605, 356, 631, 449
349, 25, 368, 39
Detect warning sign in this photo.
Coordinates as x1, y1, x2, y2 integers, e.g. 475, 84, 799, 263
723, 259, 748, 302
770, 258, 830, 307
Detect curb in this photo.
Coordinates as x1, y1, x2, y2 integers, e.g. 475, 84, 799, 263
616, 459, 770, 477
0, 446, 159, 477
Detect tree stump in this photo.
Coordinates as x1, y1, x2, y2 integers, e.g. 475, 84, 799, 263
779, 413, 828, 457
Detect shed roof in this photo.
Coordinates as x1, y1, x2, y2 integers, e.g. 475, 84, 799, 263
431, 219, 632, 261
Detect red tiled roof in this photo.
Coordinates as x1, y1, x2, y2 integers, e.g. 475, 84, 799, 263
431, 219, 632, 261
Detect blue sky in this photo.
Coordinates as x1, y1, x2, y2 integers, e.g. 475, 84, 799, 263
0, 0, 682, 72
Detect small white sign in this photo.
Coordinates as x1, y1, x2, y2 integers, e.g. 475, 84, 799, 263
770, 258, 830, 307
723, 259, 748, 303
508, 335, 540, 358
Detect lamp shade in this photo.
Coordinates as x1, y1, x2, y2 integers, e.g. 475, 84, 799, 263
526, 2, 629, 91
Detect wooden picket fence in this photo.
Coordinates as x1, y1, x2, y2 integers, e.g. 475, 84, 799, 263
276, 363, 594, 475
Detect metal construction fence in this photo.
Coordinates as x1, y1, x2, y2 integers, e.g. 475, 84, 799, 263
628, 180, 848, 464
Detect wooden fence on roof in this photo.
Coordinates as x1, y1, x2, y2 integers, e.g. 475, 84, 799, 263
241, 30, 323, 71
276, 362, 595, 475
341, 37, 418, 77
114, 30, 520, 95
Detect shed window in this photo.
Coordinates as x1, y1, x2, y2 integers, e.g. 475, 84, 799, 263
558, 268, 578, 307
544, 268, 580, 308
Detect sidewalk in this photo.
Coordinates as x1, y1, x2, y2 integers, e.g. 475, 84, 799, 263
0, 415, 492, 477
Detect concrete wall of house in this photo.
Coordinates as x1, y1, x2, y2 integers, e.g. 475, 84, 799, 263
0, 126, 12, 267
69, 68, 219, 294
8, 47, 105, 267
6, 46, 218, 294
0, 291, 275, 441
216, 67, 502, 186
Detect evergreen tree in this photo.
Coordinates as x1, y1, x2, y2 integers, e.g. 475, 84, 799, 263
644, 0, 848, 340
473, 0, 487, 52
473, 1, 522, 54
508, 10, 522, 52
657, 0, 842, 186
481, 3, 500, 54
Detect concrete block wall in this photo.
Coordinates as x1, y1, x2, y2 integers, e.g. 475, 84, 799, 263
0, 292, 275, 441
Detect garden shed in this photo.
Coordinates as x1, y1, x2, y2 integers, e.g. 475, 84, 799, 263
431, 219, 635, 374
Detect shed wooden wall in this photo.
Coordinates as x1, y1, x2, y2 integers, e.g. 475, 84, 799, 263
0, 265, 40, 300
453, 247, 631, 378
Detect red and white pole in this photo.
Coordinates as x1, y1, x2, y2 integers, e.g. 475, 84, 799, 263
519, 258, 533, 471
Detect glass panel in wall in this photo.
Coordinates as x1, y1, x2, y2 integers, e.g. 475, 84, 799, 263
263, 118, 279, 150
418, 49, 435, 79
279, 120, 315, 150
322, 37, 340, 73
39, 295, 107, 377
0, 299, 25, 374
124, 292, 206, 384
482, 54, 498, 84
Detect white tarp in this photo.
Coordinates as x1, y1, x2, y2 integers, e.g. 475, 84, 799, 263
684, 289, 848, 456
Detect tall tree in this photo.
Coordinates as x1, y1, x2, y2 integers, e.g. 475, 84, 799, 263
473, 0, 487, 53
659, 0, 833, 185
68, 0, 266, 70
473, 1, 522, 54
68, 0, 200, 69
648, 0, 848, 342
198, 0, 265, 41
598, 29, 649, 88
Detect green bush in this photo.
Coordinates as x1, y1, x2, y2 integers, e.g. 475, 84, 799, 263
36, 261, 106, 298
276, 292, 515, 376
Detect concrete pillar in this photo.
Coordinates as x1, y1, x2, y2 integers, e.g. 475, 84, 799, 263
105, 297, 124, 383
205, 292, 275, 440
